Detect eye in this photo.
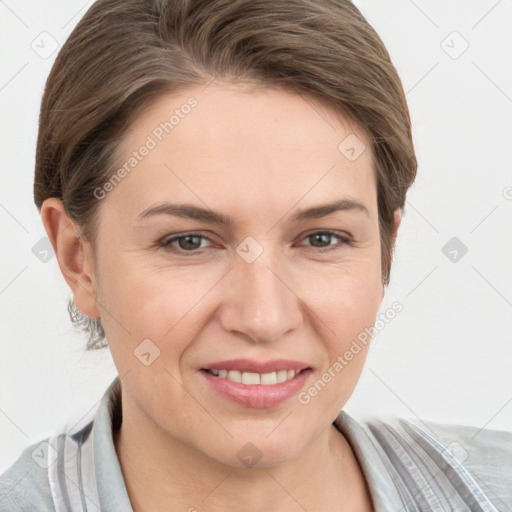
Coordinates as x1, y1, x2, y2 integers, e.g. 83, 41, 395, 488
157, 229, 352, 255
298, 230, 352, 252
158, 232, 214, 254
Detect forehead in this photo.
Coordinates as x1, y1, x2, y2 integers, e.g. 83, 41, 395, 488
107, 82, 377, 223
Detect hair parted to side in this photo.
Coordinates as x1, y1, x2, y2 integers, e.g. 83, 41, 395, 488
34, 0, 417, 350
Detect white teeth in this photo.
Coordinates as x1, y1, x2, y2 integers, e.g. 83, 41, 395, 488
227, 370, 242, 383
242, 372, 260, 385
260, 372, 278, 385
209, 369, 298, 385
276, 369, 288, 383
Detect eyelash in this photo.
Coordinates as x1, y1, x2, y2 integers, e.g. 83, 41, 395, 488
157, 230, 353, 255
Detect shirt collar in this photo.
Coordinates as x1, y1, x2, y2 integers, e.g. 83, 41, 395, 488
92, 376, 133, 511
333, 410, 405, 510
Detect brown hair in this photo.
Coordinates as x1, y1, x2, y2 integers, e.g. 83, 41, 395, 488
34, 0, 417, 350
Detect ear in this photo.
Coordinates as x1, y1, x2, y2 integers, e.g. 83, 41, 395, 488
381, 208, 402, 298
40, 198, 100, 318
392, 208, 402, 239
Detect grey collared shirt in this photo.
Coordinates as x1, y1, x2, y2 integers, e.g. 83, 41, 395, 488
1, 376, 511, 511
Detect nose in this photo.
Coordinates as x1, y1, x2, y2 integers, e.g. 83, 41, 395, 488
219, 247, 304, 344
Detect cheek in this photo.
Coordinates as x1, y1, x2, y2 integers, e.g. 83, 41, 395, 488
98, 260, 213, 364
301, 252, 383, 332
300, 258, 382, 406
327, 273, 382, 337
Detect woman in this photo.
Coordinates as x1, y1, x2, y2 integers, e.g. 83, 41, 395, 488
1, 0, 510, 510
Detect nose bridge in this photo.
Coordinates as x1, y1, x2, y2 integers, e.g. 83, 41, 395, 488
221, 243, 303, 343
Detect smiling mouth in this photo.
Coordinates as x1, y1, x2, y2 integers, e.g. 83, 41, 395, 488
202, 368, 310, 385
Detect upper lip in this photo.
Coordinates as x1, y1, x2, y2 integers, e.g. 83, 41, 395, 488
201, 359, 311, 373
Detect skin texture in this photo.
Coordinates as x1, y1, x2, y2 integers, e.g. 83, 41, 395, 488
42, 82, 401, 511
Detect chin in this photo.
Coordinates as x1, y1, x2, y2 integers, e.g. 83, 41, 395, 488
205, 432, 307, 470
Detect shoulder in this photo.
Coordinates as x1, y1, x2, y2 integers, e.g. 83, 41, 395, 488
366, 415, 512, 509
0, 439, 55, 511
0, 379, 120, 512
418, 418, 512, 505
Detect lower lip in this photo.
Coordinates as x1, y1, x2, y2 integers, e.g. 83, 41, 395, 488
200, 369, 312, 409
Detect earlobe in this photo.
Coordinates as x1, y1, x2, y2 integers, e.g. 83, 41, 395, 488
392, 208, 402, 240
381, 208, 403, 299
40, 198, 100, 319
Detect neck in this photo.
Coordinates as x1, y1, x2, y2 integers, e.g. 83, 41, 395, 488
113, 396, 372, 512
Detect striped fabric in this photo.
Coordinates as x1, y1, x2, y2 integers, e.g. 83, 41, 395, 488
1, 376, 511, 511
47, 423, 100, 511
365, 421, 500, 510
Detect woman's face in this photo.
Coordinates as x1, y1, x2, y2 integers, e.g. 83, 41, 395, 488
91, 82, 384, 466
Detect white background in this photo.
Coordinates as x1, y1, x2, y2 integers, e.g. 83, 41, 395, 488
1, 0, 511, 473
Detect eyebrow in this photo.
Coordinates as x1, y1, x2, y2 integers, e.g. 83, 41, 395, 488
136, 198, 370, 226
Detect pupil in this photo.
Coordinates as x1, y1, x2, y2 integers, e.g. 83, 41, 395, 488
180, 235, 201, 250
312, 233, 330, 247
